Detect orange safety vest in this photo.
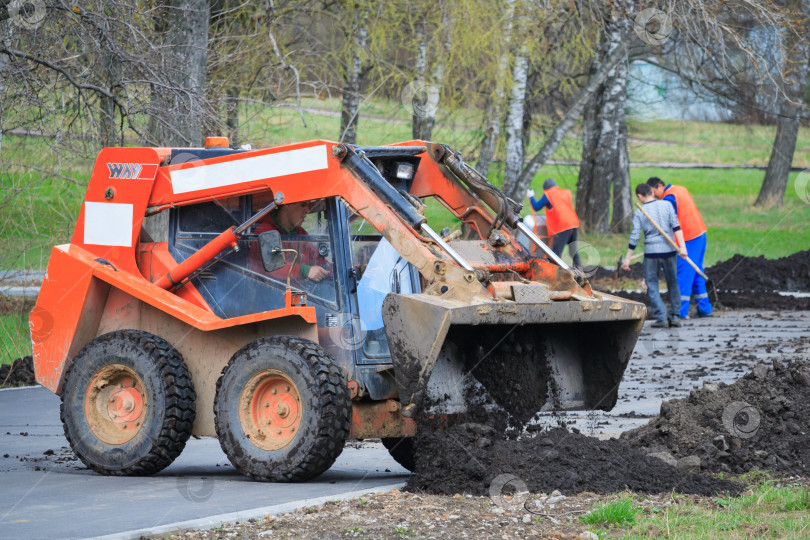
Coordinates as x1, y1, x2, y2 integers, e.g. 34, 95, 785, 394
543, 186, 580, 236
663, 184, 706, 242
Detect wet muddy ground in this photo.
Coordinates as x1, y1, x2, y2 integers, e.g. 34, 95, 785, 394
406, 311, 809, 498
539, 311, 810, 438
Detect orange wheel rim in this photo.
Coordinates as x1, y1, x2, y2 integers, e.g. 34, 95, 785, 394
239, 370, 302, 451
84, 364, 147, 445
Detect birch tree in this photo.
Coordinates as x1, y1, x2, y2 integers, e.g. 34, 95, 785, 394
576, 3, 632, 233
503, 47, 529, 192
476, 0, 515, 176
501, 0, 535, 195
339, 8, 368, 144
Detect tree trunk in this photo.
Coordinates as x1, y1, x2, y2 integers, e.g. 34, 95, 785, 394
226, 86, 239, 146
98, 18, 120, 148
477, 99, 499, 177
476, 0, 515, 177
576, 14, 630, 233
502, 49, 529, 195
756, 3, 810, 207
412, 10, 449, 141
339, 14, 367, 144
148, 0, 209, 146
576, 84, 610, 233
507, 40, 629, 201
0, 21, 13, 155
412, 14, 429, 140
611, 114, 632, 232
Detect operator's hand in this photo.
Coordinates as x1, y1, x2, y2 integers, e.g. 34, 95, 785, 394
641, 279, 648, 291
621, 258, 631, 272
678, 245, 688, 259
526, 189, 535, 199
307, 266, 329, 282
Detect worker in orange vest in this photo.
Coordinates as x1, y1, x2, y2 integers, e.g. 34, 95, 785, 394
647, 177, 712, 318
526, 178, 582, 267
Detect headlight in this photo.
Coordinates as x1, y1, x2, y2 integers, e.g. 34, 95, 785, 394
395, 162, 415, 180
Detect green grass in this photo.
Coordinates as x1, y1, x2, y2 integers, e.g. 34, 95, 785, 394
3, 97, 810, 271
232, 97, 810, 167
0, 300, 32, 365
1, 134, 89, 269
581, 496, 640, 526
521, 165, 810, 268
607, 482, 810, 539
423, 162, 810, 268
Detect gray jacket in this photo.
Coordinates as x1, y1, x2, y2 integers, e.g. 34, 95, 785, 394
628, 200, 681, 256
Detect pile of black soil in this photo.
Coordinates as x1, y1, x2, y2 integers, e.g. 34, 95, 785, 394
592, 250, 810, 293
621, 359, 810, 476
591, 249, 810, 311
707, 250, 810, 292
0, 356, 36, 387
406, 424, 741, 496
607, 289, 810, 312
590, 262, 645, 285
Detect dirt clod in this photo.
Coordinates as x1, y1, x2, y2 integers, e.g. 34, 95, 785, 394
0, 356, 36, 387
407, 424, 741, 496
622, 359, 810, 476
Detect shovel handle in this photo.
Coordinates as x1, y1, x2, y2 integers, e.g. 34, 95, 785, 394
634, 202, 709, 282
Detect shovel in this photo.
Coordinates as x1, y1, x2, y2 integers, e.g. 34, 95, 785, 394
635, 202, 718, 304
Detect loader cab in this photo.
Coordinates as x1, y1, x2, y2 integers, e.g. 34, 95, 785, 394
168, 195, 341, 318
166, 193, 421, 399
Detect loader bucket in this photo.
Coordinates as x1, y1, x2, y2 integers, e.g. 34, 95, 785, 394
382, 292, 645, 425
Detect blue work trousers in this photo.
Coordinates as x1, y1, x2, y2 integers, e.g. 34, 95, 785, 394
644, 255, 680, 324
678, 233, 712, 317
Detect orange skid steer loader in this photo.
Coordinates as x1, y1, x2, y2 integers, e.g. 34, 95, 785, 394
30, 138, 645, 481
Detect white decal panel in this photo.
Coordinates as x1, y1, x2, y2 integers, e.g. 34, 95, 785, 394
83, 202, 134, 247
170, 145, 329, 194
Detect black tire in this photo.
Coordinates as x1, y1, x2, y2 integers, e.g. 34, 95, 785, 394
381, 437, 416, 472
60, 330, 196, 476
214, 336, 351, 482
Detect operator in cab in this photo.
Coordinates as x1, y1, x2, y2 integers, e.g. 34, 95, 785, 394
251, 193, 331, 284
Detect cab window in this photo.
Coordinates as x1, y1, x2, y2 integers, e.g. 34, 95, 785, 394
169, 195, 339, 318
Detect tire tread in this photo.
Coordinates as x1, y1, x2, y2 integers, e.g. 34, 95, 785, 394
60, 330, 195, 476
214, 336, 350, 482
